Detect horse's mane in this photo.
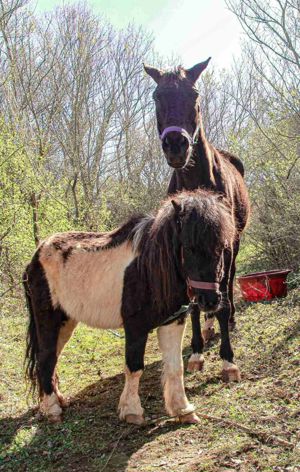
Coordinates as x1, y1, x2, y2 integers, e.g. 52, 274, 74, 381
134, 189, 236, 313
136, 200, 180, 313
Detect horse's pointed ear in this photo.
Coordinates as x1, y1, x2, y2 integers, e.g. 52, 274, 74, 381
171, 199, 181, 216
143, 63, 164, 84
185, 57, 211, 84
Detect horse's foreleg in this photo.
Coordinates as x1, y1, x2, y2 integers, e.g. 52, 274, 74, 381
216, 303, 241, 383
118, 332, 148, 425
187, 305, 205, 372
157, 320, 199, 424
228, 239, 240, 331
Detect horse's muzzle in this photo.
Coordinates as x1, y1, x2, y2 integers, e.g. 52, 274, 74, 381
194, 290, 222, 313
162, 132, 191, 168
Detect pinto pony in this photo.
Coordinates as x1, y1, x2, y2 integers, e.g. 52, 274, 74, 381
144, 59, 250, 376
24, 190, 235, 425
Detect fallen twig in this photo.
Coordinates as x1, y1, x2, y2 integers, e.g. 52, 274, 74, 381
99, 423, 134, 472
197, 412, 294, 449
145, 411, 295, 449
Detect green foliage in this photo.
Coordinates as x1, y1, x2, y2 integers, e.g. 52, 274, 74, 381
0, 121, 159, 299
0, 122, 75, 294
230, 116, 300, 275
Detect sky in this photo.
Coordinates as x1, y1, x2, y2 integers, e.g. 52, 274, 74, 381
35, 0, 244, 69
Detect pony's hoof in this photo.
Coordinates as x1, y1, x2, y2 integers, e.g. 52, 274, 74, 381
187, 359, 204, 372
222, 366, 241, 382
202, 327, 215, 343
178, 412, 200, 424
48, 414, 62, 423
58, 396, 70, 408
125, 414, 145, 425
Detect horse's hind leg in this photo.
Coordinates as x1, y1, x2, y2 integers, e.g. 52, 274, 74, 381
187, 305, 205, 372
54, 317, 78, 407
35, 306, 72, 422
158, 319, 199, 424
25, 259, 70, 422
202, 313, 216, 343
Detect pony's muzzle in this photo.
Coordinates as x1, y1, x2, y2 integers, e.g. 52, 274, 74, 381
162, 132, 190, 168
194, 290, 222, 313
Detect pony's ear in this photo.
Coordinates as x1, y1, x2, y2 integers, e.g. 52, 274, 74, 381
185, 57, 211, 84
171, 199, 181, 217
143, 63, 164, 84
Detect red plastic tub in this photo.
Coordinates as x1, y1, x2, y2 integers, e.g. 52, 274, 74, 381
238, 269, 292, 302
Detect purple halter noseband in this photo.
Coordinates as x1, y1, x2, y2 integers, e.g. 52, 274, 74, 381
187, 277, 220, 291
160, 126, 195, 145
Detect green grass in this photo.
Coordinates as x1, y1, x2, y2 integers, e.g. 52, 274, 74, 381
1, 290, 300, 471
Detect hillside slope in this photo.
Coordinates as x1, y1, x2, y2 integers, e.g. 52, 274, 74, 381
1, 290, 299, 471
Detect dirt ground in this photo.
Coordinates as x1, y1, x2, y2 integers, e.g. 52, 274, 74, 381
1, 290, 300, 471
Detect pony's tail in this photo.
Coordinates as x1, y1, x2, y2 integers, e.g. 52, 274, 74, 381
23, 268, 39, 397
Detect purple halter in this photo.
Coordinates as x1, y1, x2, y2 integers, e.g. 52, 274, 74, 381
160, 126, 194, 145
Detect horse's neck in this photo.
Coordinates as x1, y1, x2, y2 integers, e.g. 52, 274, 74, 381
175, 129, 217, 191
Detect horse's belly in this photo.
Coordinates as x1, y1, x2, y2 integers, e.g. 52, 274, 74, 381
64, 292, 124, 329
42, 242, 135, 330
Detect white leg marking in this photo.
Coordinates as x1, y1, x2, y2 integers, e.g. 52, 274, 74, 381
40, 392, 62, 419
203, 316, 215, 331
222, 360, 241, 382
187, 353, 205, 372
157, 320, 197, 421
118, 367, 144, 423
202, 316, 215, 342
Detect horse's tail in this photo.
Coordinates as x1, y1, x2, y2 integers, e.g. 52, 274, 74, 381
23, 266, 39, 396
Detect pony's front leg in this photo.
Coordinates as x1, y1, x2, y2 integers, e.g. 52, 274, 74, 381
216, 302, 241, 382
118, 332, 148, 425
187, 304, 205, 372
157, 319, 199, 424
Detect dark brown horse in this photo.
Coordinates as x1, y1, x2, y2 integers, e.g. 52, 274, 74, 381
24, 189, 235, 424
144, 59, 250, 379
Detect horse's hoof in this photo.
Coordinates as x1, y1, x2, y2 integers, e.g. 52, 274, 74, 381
178, 412, 200, 424
58, 396, 70, 408
222, 366, 241, 382
48, 414, 62, 423
202, 327, 215, 343
125, 414, 145, 425
187, 359, 204, 372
